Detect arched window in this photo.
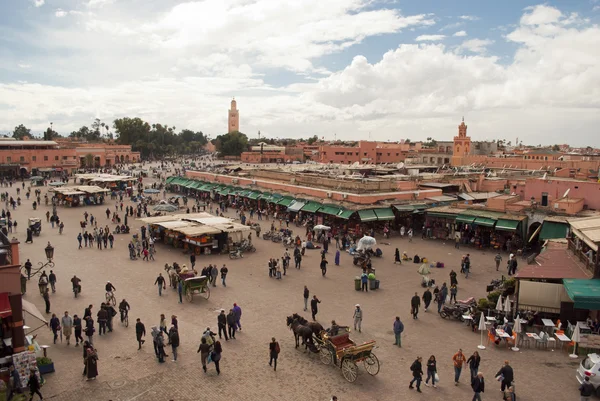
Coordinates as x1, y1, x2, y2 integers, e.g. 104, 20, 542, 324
456, 146, 461, 154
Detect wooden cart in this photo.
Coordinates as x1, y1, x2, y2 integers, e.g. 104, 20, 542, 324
316, 331, 379, 382
183, 276, 210, 302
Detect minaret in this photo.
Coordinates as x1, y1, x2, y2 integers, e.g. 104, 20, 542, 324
228, 98, 239, 133
451, 117, 471, 166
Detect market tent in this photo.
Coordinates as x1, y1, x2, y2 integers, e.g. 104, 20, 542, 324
247, 191, 262, 200
22, 298, 47, 333
301, 202, 322, 213
318, 205, 341, 216
358, 209, 377, 222
374, 208, 395, 221
276, 197, 295, 207
166, 176, 176, 184
337, 209, 355, 220
473, 217, 496, 227
539, 221, 569, 240
287, 201, 305, 212
456, 215, 476, 224
563, 279, 600, 310
156, 221, 194, 230
175, 225, 222, 236
495, 219, 520, 231
426, 211, 457, 219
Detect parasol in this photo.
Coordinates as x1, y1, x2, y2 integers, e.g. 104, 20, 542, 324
313, 225, 331, 231
504, 296, 512, 316
48, 182, 65, 187
512, 314, 522, 351
143, 188, 160, 194
30, 176, 44, 181
356, 236, 376, 251
153, 204, 178, 212
495, 296, 504, 312
477, 312, 487, 350
570, 324, 581, 358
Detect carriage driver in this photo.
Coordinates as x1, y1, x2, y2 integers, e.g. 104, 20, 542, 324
327, 320, 349, 337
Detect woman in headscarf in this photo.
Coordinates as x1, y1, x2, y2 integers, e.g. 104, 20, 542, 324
85, 347, 99, 380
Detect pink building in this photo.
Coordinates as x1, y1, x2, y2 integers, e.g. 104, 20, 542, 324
523, 177, 600, 211
318, 141, 421, 164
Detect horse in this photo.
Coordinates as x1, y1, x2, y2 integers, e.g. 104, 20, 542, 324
292, 313, 324, 339
286, 315, 313, 350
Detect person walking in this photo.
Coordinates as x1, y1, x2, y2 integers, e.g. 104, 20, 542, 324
393, 316, 404, 347
394, 248, 401, 264
217, 309, 229, 341
27, 368, 43, 400
97, 305, 108, 336
311, 295, 321, 320
85, 347, 99, 380
334, 250, 340, 266
48, 270, 57, 293
190, 254, 196, 270
463, 253, 471, 278
269, 337, 280, 371
227, 309, 237, 339
220, 264, 228, 287
169, 326, 180, 362
197, 337, 211, 373
450, 284, 458, 304
49, 314, 60, 344
495, 360, 514, 392
452, 348, 465, 385
320, 257, 328, 277
450, 269, 458, 287
438, 283, 448, 313
24, 259, 32, 280
353, 304, 363, 333
61, 311, 73, 346
135, 318, 146, 350
154, 273, 166, 296
73, 314, 83, 346
422, 288, 433, 312
471, 372, 485, 401
411, 292, 421, 319
409, 356, 423, 393
494, 253, 503, 271
579, 376, 595, 401
211, 265, 219, 287
295, 252, 302, 269
360, 271, 368, 292
84, 316, 95, 345
467, 351, 481, 380
42, 288, 50, 314
303, 286, 309, 311
424, 355, 437, 388
212, 341, 222, 374
507, 254, 518, 276
233, 303, 242, 331
177, 279, 183, 304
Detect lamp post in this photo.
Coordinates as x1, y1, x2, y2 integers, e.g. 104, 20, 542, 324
36, 242, 55, 272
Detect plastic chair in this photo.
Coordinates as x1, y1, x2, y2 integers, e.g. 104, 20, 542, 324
487, 331, 497, 345
536, 332, 548, 349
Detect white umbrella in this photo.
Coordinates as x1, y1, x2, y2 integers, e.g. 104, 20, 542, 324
313, 225, 331, 231
357, 236, 376, 251
495, 296, 504, 312
570, 324, 581, 359
504, 297, 512, 316
512, 314, 522, 352
478, 312, 487, 350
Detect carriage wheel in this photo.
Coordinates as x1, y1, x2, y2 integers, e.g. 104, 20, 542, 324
363, 353, 380, 376
185, 288, 193, 302
341, 358, 358, 382
201, 286, 210, 300
319, 347, 333, 365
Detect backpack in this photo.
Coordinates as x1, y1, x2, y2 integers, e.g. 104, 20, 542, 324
275, 342, 280, 354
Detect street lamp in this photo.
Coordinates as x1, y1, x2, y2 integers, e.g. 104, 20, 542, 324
44, 242, 54, 261
33, 242, 56, 275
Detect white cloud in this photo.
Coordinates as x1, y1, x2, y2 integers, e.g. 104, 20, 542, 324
594, 6, 600, 11
459, 15, 479, 21
55, 9, 83, 18
520, 5, 562, 25
1, 3, 600, 146
453, 30, 467, 37
33, 0, 45, 7
416, 34, 446, 41
18, 64, 31, 69
458, 38, 494, 54
86, 0, 116, 7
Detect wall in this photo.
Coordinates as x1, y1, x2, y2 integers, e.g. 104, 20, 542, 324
186, 171, 442, 204
250, 170, 400, 192
452, 154, 600, 175
318, 141, 410, 164
524, 178, 600, 211
0, 147, 78, 171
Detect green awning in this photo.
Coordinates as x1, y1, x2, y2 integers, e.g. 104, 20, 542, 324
247, 191, 261, 200
301, 202, 322, 213
427, 212, 457, 219
277, 197, 295, 207
318, 205, 342, 216
474, 217, 496, 227
374, 208, 395, 221
166, 176, 176, 184
456, 215, 476, 224
258, 193, 272, 202
337, 209, 355, 220
358, 209, 378, 222
218, 188, 231, 196
192, 181, 205, 189
237, 190, 251, 198
495, 219, 520, 231
563, 279, 600, 310
180, 180, 193, 188
268, 194, 282, 203
288, 201, 305, 212
539, 221, 569, 240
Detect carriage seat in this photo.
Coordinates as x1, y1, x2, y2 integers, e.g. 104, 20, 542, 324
329, 333, 354, 350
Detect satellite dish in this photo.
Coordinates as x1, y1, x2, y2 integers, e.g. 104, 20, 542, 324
563, 188, 570, 198
542, 173, 547, 180
352, 161, 360, 167
397, 162, 405, 169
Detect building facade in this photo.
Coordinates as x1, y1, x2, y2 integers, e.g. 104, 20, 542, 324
318, 141, 422, 165
228, 98, 240, 133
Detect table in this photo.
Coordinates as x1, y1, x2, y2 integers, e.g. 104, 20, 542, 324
526, 333, 541, 340
40, 345, 50, 357
542, 319, 555, 327
555, 333, 571, 350
486, 316, 497, 322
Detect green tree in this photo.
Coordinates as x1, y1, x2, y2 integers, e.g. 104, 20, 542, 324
552, 144, 560, 151
43, 128, 60, 140
213, 131, 248, 156
12, 124, 31, 140
307, 135, 318, 145
83, 153, 94, 167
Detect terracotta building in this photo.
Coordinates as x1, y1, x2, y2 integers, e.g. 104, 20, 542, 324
228, 98, 240, 133
240, 144, 304, 163
451, 118, 471, 165
318, 141, 421, 165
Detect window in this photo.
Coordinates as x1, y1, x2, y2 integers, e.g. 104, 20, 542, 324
387, 153, 390, 156
20, 156, 24, 162
44, 156, 48, 161
62, 156, 68, 160
32, 156, 36, 161
6, 157, 11, 162
55, 156, 59, 161
363, 153, 367, 156
396, 153, 399, 156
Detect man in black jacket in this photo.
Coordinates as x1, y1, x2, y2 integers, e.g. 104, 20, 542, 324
135, 318, 146, 350
422, 288, 433, 312
217, 309, 229, 341
471, 371, 485, 401
411, 292, 421, 319
495, 360, 514, 392
227, 309, 237, 339
409, 356, 423, 393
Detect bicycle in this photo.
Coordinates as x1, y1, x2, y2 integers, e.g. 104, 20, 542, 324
106, 291, 116, 306
120, 309, 129, 327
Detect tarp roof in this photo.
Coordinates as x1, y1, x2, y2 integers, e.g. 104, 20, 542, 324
563, 279, 600, 310
175, 225, 222, 236
516, 242, 591, 280
156, 221, 194, 230
569, 216, 600, 245
459, 192, 501, 201
419, 182, 458, 188
22, 298, 47, 331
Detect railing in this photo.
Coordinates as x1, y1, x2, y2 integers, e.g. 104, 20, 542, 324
568, 239, 597, 275
0, 231, 13, 266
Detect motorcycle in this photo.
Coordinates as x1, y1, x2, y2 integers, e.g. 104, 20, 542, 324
439, 299, 476, 321
73, 285, 81, 298
229, 249, 243, 259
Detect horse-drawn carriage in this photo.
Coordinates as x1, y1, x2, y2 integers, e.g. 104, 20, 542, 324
183, 276, 210, 302
316, 331, 380, 382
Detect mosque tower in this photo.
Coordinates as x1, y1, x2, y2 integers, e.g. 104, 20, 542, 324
228, 98, 239, 133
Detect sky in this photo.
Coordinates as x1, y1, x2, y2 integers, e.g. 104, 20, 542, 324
1, 0, 599, 146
